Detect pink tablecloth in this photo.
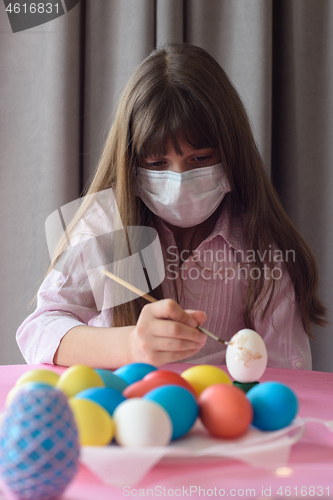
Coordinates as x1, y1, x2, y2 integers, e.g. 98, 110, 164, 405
1, 363, 333, 499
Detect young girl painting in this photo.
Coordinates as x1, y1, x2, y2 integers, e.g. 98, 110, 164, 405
17, 43, 326, 370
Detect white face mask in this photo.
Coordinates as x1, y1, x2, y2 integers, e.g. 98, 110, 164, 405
135, 163, 231, 228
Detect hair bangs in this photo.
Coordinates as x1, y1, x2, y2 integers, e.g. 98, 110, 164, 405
132, 85, 218, 161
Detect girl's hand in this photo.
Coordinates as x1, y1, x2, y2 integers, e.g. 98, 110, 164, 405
127, 299, 207, 366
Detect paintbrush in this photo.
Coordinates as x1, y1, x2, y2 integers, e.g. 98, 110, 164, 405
102, 269, 230, 345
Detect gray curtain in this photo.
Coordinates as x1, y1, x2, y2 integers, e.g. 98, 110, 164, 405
0, 0, 332, 371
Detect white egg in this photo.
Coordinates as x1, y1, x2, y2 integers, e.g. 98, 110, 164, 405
113, 398, 172, 447
226, 328, 268, 383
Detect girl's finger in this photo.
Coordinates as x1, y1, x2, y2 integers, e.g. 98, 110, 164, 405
144, 299, 200, 328
184, 309, 207, 326
150, 347, 202, 366
140, 316, 207, 346
145, 327, 206, 352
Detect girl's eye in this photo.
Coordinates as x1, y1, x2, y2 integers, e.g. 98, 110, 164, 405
146, 160, 166, 168
193, 155, 211, 162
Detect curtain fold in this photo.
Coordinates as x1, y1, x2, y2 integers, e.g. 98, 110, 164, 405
186, 0, 273, 170
271, 0, 333, 371
83, 0, 155, 184
156, 0, 184, 46
0, 2, 82, 363
0, 0, 331, 370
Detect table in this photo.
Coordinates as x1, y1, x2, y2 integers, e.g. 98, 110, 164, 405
1, 364, 333, 500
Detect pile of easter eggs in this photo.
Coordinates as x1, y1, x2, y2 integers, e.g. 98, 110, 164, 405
0, 329, 299, 499
3, 330, 299, 448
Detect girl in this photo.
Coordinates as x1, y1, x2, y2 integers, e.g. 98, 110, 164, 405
17, 43, 326, 370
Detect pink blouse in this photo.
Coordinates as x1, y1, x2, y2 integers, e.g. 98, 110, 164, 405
16, 190, 311, 370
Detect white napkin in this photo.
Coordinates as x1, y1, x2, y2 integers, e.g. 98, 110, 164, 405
80, 418, 311, 488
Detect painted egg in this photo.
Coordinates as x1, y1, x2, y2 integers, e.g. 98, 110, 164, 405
144, 385, 198, 440
246, 381, 298, 431
95, 369, 128, 392
123, 378, 167, 398
75, 386, 126, 416
6, 382, 54, 408
114, 363, 157, 385
143, 370, 197, 397
15, 369, 60, 388
123, 371, 196, 399
56, 365, 104, 398
69, 398, 114, 446
226, 329, 268, 383
199, 383, 253, 438
0, 385, 79, 500
113, 398, 172, 447
181, 365, 231, 397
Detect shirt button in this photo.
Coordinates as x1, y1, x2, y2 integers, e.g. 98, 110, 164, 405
295, 361, 303, 369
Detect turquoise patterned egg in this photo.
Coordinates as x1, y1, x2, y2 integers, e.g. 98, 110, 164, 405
0, 384, 80, 500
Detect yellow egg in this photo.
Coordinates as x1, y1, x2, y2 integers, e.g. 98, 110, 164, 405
69, 398, 114, 446
15, 369, 60, 388
56, 365, 104, 398
181, 365, 231, 397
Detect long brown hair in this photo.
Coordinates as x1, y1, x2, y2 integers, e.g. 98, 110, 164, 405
48, 42, 327, 336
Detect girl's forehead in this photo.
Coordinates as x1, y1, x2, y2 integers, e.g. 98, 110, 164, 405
139, 132, 217, 159
145, 138, 214, 157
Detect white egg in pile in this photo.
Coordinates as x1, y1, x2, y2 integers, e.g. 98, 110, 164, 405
226, 328, 268, 383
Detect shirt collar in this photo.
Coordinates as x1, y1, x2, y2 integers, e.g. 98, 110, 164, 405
204, 204, 245, 252
155, 203, 245, 252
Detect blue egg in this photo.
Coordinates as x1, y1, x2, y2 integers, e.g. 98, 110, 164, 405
114, 363, 157, 385
0, 385, 79, 500
75, 386, 126, 416
144, 384, 198, 440
247, 381, 298, 431
95, 369, 129, 392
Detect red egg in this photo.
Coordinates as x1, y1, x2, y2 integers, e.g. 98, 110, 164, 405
143, 370, 197, 398
199, 384, 253, 438
123, 378, 168, 398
